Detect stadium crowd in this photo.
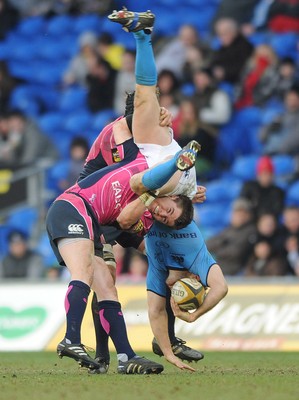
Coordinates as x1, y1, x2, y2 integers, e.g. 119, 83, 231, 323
0, 0, 299, 280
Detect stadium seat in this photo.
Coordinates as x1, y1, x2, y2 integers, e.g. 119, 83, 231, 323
261, 101, 284, 125
270, 33, 298, 59
6, 207, 38, 237
35, 232, 59, 267
35, 38, 71, 61
46, 130, 73, 158
0, 41, 10, 60
177, 6, 216, 34
31, 62, 67, 85
0, 225, 14, 257
8, 40, 38, 62
73, 14, 102, 35
181, 83, 195, 97
7, 61, 34, 81
230, 155, 259, 181
195, 203, 231, 229
63, 111, 92, 134
9, 86, 40, 117
272, 155, 296, 177
14, 16, 46, 38
247, 31, 270, 46
46, 160, 69, 194
285, 180, 299, 206
37, 112, 65, 134
45, 15, 75, 37
91, 109, 118, 131
204, 178, 242, 204
113, 29, 136, 50
58, 86, 88, 113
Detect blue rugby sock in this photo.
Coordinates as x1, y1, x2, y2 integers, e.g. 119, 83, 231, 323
98, 300, 135, 362
142, 157, 178, 190
133, 30, 157, 86
64, 280, 90, 344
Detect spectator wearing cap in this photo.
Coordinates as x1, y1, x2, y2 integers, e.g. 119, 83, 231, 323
239, 155, 285, 221
0, 230, 44, 279
206, 198, 257, 276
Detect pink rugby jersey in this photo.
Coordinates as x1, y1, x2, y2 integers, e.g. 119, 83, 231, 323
57, 152, 153, 235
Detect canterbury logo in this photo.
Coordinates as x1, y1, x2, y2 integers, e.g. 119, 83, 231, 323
68, 224, 84, 234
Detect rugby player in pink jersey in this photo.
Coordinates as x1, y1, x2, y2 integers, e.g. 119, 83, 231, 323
46, 124, 199, 375
46, 9, 203, 375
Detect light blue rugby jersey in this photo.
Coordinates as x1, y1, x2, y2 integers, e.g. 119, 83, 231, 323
145, 220, 216, 297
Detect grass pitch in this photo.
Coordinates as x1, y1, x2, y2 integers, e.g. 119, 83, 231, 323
1, 351, 298, 400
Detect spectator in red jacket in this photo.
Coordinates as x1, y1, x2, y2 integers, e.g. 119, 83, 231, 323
235, 44, 279, 109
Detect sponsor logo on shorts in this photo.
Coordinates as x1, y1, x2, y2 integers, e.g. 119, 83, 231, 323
68, 224, 84, 234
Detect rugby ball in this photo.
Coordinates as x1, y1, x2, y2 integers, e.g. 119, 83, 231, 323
171, 277, 206, 311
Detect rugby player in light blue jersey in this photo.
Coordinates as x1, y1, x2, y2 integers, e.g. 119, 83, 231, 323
145, 220, 228, 365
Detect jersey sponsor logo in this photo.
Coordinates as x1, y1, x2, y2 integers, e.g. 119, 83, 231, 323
112, 148, 122, 162
168, 232, 198, 239
68, 224, 84, 234
155, 241, 169, 248
170, 254, 185, 265
89, 193, 96, 203
111, 180, 122, 209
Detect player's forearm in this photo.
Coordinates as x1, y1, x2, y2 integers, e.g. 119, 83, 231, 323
116, 198, 147, 229
149, 309, 173, 359
189, 284, 228, 322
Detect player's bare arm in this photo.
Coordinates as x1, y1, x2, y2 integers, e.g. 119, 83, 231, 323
147, 291, 195, 372
171, 265, 228, 323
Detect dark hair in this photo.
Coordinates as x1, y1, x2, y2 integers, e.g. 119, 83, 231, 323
7, 109, 25, 119
98, 32, 113, 45
173, 195, 194, 229
280, 57, 296, 67
70, 136, 89, 150
124, 91, 135, 117
289, 83, 299, 96
7, 230, 27, 242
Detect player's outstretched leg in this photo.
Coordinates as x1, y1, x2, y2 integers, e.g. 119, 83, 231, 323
152, 337, 204, 363
176, 140, 201, 172
118, 355, 164, 375
57, 339, 103, 371
140, 139, 201, 191
108, 7, 155, 33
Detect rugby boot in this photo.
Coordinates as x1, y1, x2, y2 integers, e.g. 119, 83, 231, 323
108, 7, 155, 34
176, 140, 201, 171
57, 339, 101, 371
152, 337, 204, 363
117, 355, 164, 374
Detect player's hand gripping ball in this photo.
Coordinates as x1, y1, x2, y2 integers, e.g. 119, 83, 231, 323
171, 277, 206, 311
